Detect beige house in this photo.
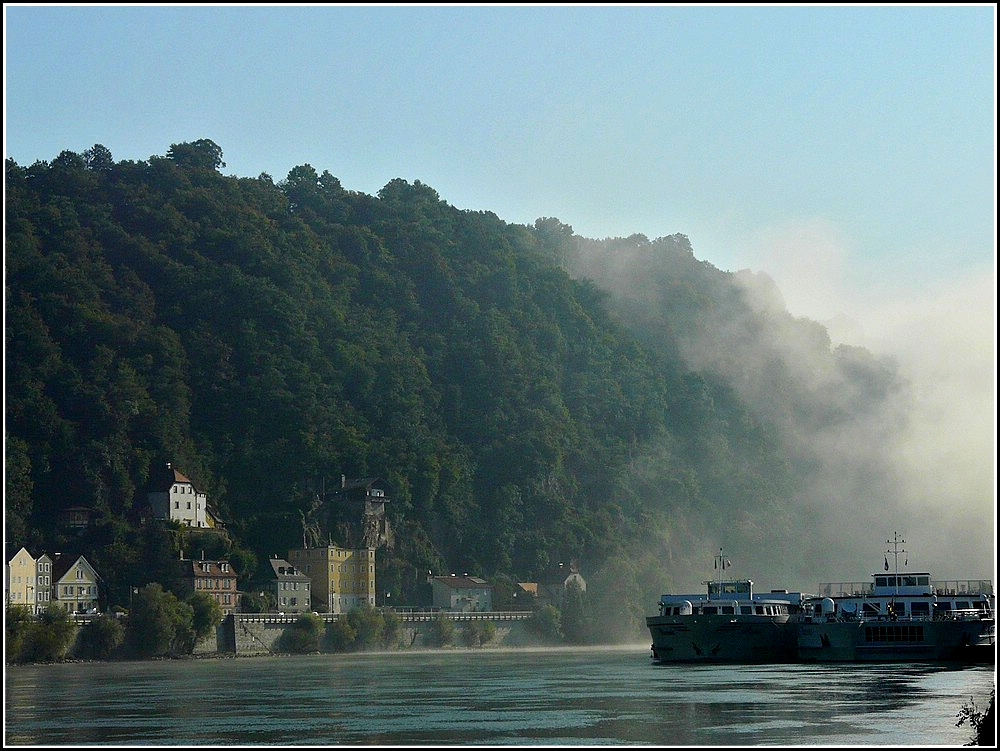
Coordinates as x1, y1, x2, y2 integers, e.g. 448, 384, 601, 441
6, 547, 36, 611
288, 545, 376, 613
52, 554, 101, 614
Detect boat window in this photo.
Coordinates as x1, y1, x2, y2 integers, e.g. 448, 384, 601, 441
755, 606, 764, 615
703, 607, 717, 615
957, 601, 970, 610
862, 602, 880, 615
903, 576, 917, 587
721, 606, 735, 615
876, 576, 889, 587
917, 576, 929, 586
910, 601, 930, 615
740, 606, 752, 615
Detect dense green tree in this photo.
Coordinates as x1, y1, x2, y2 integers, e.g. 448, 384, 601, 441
345, 603, 385, 649
327, 618, 357, 652
280, 612, 323, 653
4, 605, 35, 663
560, 580, 589, 644
76, 614, 125, 660
4, 140, 914, 638
462, 620, 496, 647
23, 605, 76, 662
125, 583, 194, 657
529, 604, 562, 643
187, 592, 223, 643
381, 608, 402, 649
427, 612, 454, 647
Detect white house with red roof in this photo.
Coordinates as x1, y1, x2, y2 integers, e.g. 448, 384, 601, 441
146, 462, 223, 529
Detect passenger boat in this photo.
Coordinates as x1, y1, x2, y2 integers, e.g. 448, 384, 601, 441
796, 532, 996, 663
646, 549, 810, 663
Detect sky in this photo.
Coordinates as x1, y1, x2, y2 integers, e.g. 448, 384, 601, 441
4, 4, 996, 579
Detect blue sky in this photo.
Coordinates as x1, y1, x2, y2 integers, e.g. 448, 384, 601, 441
4, 4, 996, 573
4, 5, 993, 311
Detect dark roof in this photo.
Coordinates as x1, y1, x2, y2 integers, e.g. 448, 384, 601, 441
181, 559, 235, 578
268, 558, 310, 580
51, 554, 100, 582
147, 462, 196, 492
431, 575, 492, 590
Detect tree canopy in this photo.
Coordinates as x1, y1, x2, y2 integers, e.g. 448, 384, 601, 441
4, 140, 909, 640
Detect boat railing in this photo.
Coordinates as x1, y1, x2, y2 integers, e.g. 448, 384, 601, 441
818, 582, 873, 598
932, 580, 994, 597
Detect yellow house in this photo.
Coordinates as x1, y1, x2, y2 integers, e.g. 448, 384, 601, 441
5, 547, 36, 611
287, 545, 376, 613
52, 554, 101, 614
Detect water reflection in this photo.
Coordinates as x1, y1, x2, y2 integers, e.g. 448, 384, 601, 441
5, 648, 994, 746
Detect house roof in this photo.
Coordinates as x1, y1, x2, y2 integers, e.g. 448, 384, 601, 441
182, 559, 235, 578
147, 462, 196, 492
268, 558, 310, 580
51, 554, 101, 582
6, 546, 34, 564
431, 575, 492, 590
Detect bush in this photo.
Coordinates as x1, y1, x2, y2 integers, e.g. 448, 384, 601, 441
957, 688, 995, 746
24, 606, 76, 662
463, 620, 496, 647
5, 605, 34, 663
126, 583, 194, 657
530, 604, 563, 643
346, 604, 385, 649
76, 615, 125, 660
428, 612, 454, 647
187, 592, 223, 642
280, 612, 323, 653
381, 608, 402, 649
327, 618, 357, 652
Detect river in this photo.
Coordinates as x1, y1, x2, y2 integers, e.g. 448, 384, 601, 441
4, 646, 995, 746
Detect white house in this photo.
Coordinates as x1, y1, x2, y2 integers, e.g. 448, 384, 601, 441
428, 574, 493, 612
146, 462, 221, 528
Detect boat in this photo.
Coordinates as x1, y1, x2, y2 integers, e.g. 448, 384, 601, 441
796, 532, 996, 663
646, 549, 810, 663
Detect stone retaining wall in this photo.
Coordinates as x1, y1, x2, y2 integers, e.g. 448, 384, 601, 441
230, 611, 541, 656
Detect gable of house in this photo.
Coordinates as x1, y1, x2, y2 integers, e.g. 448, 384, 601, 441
52, 555, 101, 613
6, 547, 36, 609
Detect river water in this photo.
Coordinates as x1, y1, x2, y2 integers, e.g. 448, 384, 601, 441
4, 646, 995, 746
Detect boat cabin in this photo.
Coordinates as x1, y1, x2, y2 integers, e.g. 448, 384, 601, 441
871, 572, 933, 596
656, 579, 806, 617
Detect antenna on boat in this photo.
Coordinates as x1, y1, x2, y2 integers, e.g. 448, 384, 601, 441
711, 548, 732, 599
885, 531, 906, 596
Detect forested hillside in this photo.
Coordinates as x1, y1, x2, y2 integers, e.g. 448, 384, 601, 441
4, 139, 908, 640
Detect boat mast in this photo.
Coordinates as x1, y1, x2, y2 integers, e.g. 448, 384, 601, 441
885, 531, 906, 596
712, 547, 729, 600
